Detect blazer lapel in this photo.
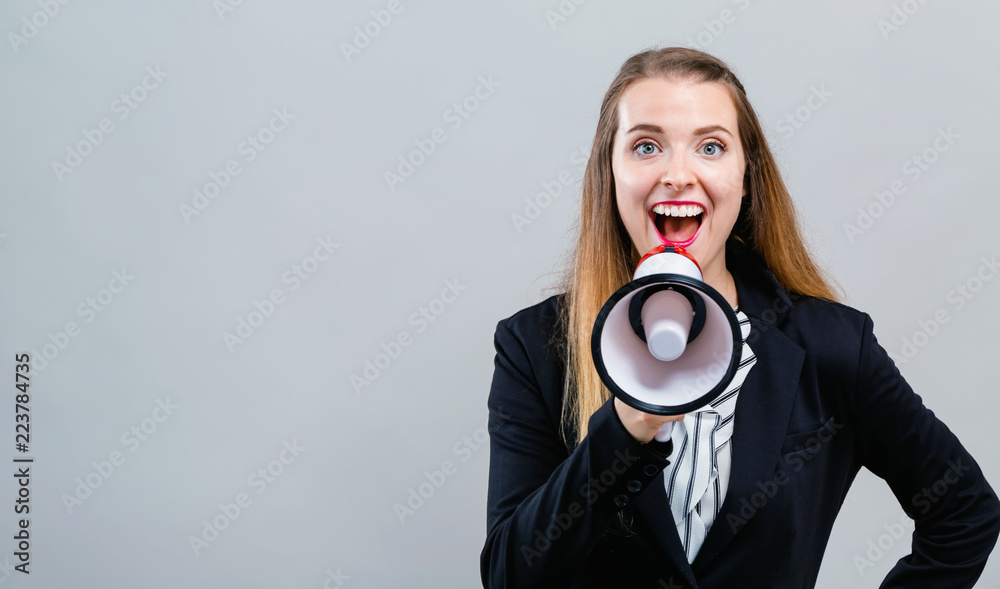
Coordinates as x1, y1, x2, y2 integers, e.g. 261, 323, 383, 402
631, 473, 699, 587
628, 241, 806, 581
628, 323, 804, 583
691, 317, 804, 575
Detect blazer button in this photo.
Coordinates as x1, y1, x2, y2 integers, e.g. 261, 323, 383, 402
627, 480, 642, 493
613, 494, 629, 507
644, 464, 659, 476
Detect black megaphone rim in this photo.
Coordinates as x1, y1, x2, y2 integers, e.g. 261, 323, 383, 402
590, 272, 743, 416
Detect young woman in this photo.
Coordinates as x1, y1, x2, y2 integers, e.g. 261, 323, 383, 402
480, 47, 1000, 588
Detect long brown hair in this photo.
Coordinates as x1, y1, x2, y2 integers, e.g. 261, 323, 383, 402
560, 47, 840, 447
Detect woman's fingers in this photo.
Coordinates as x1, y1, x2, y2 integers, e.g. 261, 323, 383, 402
614, 397, 686, 443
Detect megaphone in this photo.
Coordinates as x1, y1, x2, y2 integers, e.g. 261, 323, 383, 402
591, 245, 742, 441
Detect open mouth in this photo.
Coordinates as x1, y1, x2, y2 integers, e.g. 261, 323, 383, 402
649, 201, 705, 247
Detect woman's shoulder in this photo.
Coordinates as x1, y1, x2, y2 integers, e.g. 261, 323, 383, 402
786, 292, 869, 322
496, 293, 566, 338
491, 293, 568, 395
776, 293, 886, 378
728, 239, 871, 339
783, 292, 873, 336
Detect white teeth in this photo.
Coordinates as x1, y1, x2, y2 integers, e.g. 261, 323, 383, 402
652, 203, 705, 217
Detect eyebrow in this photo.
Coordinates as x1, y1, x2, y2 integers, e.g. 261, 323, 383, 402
624, 123, 734, 138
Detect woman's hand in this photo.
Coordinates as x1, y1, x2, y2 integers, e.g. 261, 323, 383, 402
614, 397, 685, 443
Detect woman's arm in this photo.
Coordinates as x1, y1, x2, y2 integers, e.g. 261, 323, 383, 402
479, 318, 674, 589
852, 314, 1000, 588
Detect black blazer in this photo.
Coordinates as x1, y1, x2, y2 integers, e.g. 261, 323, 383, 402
480, 241, 1000, 588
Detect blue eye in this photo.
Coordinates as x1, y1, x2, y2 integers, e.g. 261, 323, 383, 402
700, 141, 726, 156
634, 141, 658, 155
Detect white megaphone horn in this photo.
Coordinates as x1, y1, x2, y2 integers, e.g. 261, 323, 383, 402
591, 245, 743, 441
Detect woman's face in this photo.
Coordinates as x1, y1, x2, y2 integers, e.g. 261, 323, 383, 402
611, 77, 746, 283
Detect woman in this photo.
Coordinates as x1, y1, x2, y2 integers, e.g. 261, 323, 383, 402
480, 47, 1000, 588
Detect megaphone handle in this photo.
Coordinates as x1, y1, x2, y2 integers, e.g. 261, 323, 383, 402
654, 422, 674, 442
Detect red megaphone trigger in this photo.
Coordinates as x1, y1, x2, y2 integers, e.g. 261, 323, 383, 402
636, 245, 703, 274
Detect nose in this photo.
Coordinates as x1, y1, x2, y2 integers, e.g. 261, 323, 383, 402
659, 150, 695, 191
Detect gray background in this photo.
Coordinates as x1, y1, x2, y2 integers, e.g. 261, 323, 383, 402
0, 0, 998, 586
